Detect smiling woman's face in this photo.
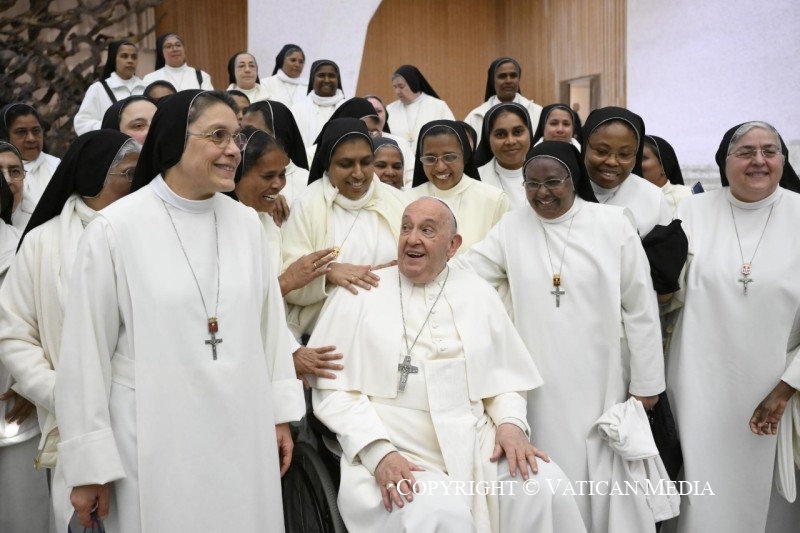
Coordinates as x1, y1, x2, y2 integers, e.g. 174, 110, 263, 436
327, 137, 374, 200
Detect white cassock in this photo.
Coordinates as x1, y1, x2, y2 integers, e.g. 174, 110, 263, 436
13, 151, 61, 231
0, 220, 49, 532
54, 177, 305, 533
283, 162, 309, 208
464, 94, 543, 145
0, 195, 97, 529
661, 181, 693, 219
291, 90, 346, 148
667, 187, 800, 533
311, 265, 587, 533
74, 73, 146, 135
386, 93, 455, 156
478, 160, 527, 211
407, 178, 509, 254
281, 175, 408, 336
591, 176, 671, 237
225, 82, 271, 104
261, 73, 308, 107
455, 198, 665, 530
142, 64, 213, 91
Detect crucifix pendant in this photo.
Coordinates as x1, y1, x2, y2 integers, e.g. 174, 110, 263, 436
550, 274, 565, 308
205, 317, 222, 360
738, 263, 753, 295
397, 355, 419, 392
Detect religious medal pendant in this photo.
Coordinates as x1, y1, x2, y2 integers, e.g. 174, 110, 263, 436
550, 274, 565, 308
397, 354, 419, 393
205, 317, 223, 360
738, 263, 753, 295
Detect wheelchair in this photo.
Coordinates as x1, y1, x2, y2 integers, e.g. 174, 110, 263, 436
282, 409, 348, 533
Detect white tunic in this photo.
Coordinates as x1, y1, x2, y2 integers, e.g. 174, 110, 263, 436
0, 196, 97, 528
408, 177, 509, 254
667, 187, 800, 533
591, 175, 672, 237
386, 93, 455, 155
0, 220, 50, 532
225, 82, 271, 104
13, 151, 61, 231
283, 161, 309, 207
291, 90, 346, 148
0, 220, 32, 447
261, 74, 308, 107
455, 198, 665, 529
312, 266, 586, 533
478, 159, 527, 211
142, 63, 213, 91
464, 94, 544, 145
74, 73, 146, 135
54, 177, 305, 533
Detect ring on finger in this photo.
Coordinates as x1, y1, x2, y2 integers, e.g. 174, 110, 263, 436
313, 262, 318, 269
385, 482, 396, 491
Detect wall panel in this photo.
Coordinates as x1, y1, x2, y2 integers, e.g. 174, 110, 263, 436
155, 0, 247, 91
499, 0, 626, 109
358, 0, 625, 122
357, 0, 501, 120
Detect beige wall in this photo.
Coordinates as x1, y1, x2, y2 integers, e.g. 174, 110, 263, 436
149, 0, 626, 118
154, 0, 248, 90
357, 0, 626, 120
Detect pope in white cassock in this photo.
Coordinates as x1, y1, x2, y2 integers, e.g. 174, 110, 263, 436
667, 122, 800, 533
456, 141, 665, 531
311, 197, 587, 533
54, 91, 305, 532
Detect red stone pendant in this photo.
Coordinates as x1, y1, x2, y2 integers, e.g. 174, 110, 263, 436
208, 317, 218, 334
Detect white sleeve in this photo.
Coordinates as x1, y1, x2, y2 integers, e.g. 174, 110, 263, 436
73, 83, 106, 135
260, 225, 305, 424
0, 236, 56, 413
619, 219, 666, 396
55, 220, 126, 487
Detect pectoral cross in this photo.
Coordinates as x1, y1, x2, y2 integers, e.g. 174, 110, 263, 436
738, 263, 753, 295
397, 355, 418, 392
550, 274, 565, 308
205, 318, 222, 360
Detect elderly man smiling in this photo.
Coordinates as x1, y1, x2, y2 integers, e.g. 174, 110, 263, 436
310, 197, 586, 533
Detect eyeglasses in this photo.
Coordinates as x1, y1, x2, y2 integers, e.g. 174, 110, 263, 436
108, 168, 136, 182
588, 146, 636, 162
523, 175, 570, 191
0, 166, 26, 182
11, 127, 43, 138
187, 129, 247, 150
163, 42, 184, 51
728, 147, 782, 160
419, 153, 461, 166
